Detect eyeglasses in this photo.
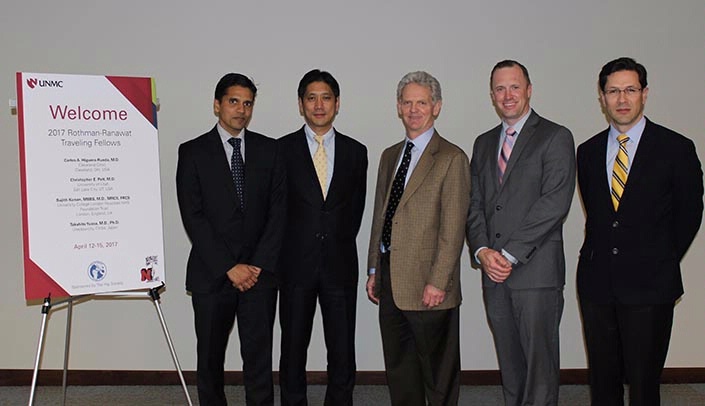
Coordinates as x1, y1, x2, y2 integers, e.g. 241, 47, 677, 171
603, 87, 642, 98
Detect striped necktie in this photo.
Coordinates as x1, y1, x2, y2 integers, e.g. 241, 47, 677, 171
498, 127, 516, 183
611, 134, 630, 211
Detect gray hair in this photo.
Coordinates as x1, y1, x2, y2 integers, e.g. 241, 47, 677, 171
396, 71, 442, 103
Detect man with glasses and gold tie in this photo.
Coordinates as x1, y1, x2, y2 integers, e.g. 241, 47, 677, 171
577, 57, 704, 405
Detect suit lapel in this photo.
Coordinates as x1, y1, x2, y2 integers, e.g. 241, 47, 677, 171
243, 129, 264, 210
480, 124, 502, 192
325, 130, 348, 207
592, 130, 613, 212
381, 141, 405, 208
500, 111, 539, 187
207, 127, 239, 200
291, 128, 326, 204
619, 119, 657, 210
397, 132, 439, 210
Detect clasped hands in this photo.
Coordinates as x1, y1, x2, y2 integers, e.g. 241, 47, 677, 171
477, 248, 512, 283
227, 264, 261, 292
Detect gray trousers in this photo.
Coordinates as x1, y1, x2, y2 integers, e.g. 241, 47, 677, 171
483, 284, 564, 406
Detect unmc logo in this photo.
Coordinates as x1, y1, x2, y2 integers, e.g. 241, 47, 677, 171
26, 77, 63, 89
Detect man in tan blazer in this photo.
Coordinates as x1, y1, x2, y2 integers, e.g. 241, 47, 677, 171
366, 71, 471, 406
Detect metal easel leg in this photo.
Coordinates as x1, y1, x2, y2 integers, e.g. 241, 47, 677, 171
28, 296, 52, 406
61, 297, 74, 406
149, 283, 193, 406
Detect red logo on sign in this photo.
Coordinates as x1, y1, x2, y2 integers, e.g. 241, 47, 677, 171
141, 267, 154, 281
27, 78, 37, 89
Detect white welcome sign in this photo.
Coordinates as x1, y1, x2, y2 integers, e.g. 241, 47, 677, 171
16, 72, 165, 300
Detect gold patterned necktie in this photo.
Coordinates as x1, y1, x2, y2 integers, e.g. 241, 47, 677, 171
313, 134, 327, 198
611, 134, 630, 211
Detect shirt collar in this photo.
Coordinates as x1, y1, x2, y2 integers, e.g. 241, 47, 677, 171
304, 124, 335, 144
217, 123, 244, 144
406, 126, 434, 150
609, 116, 646, 145
501, 109, 532, 136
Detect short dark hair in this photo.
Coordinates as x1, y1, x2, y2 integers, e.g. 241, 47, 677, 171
297, 69, 340, 100
598, 57, 648, 91
214, 73, 257, 101
490, 60, 531, 86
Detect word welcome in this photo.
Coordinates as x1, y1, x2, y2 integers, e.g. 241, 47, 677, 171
49, 105, 128, 121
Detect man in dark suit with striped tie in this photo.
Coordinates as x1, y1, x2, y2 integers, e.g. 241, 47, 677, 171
577, 57, 704, 405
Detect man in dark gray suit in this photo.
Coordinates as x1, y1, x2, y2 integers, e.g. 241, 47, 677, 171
466, 60, 575, 406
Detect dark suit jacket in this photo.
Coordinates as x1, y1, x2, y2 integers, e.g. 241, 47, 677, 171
176, 126, 286, 294
277, 127, 367, 288
466, 110, 576, 289
577, 118, 703, 304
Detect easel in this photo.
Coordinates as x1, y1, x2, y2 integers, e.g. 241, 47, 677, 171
28, 283, 193, 406
12, 75, 187, 404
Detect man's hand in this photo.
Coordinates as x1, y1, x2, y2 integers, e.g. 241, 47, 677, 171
366, 275, 379, 305
422, 284, 446, 309
477, 248, 512, 283
226, 264, 261, 292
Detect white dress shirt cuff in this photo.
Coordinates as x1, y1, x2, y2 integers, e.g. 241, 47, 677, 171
473, 247, 487, 264
501, 249, 518, 265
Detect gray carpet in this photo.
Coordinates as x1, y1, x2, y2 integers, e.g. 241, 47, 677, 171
2, 384, 705, 405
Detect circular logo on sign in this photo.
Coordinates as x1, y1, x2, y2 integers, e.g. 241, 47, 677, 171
88, 261, 107, 281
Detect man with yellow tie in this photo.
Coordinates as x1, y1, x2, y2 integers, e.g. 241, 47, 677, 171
277, 69, 367, 406
577, 57, 704, 405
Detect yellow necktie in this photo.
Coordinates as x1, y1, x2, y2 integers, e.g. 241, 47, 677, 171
611, 134, 630, 210
313, 134, 327, 198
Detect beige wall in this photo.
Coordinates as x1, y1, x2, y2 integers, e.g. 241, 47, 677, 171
0, 0, 703, 372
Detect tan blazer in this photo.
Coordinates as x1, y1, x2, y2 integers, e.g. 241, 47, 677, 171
367, 132, 471, 311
